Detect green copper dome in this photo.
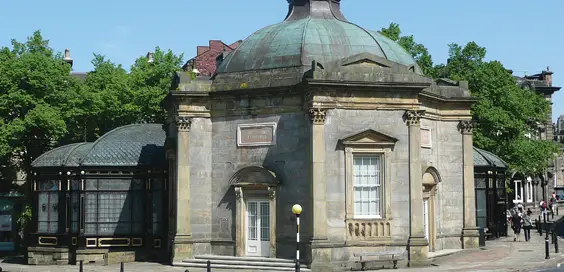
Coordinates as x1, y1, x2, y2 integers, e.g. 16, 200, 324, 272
216, 0, 421, 74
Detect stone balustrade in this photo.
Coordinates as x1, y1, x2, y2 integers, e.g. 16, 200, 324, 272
346, 219, 392, 240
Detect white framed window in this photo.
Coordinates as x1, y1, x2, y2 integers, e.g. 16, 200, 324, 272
342, 129, 396, 221
513, 180, 523, 204
352, 154, 383, 218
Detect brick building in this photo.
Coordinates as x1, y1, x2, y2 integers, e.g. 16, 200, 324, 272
183, 40, 242, 76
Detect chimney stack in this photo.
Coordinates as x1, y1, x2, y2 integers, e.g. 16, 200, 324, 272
146, 52, 154, 64
63, 49, 73, 67
543, 66, 553, 87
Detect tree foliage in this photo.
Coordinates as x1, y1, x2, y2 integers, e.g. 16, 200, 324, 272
379, 23, 435, 77
0, 31, 79, 176
440, 43, 560, 175
0, 30, 183, 181
380, 23, 560, 176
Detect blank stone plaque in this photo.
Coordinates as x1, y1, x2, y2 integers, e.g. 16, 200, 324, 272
237, 122, 277, 147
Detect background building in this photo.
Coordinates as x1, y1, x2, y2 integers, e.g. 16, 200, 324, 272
510, 68, 561, 206
182, 40, 242, 77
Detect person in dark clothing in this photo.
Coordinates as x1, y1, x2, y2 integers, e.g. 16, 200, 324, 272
522, 209, 533, 242
511, 207, 523, 242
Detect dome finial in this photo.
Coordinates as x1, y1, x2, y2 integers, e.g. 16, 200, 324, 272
285, 0, 346, 21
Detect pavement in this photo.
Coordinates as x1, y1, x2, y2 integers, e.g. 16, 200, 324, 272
386, 233, 564, 272
0, 232, 563, 272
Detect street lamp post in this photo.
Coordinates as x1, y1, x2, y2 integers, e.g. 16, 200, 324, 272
292, 204, 302, 272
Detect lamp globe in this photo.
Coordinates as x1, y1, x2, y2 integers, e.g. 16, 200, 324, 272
292, 204, 302, 215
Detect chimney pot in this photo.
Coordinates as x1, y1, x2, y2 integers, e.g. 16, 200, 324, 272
63, 48, 73, 67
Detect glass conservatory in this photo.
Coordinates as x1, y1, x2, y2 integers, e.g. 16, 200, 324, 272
28, 124, 168, 265
473, 147, 509, 239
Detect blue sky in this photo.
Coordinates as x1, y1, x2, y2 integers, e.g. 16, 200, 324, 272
1, 0, 563, 121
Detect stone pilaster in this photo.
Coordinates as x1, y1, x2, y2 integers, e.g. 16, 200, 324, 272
404, 110, 429, 266
308, 108, 331, 271
458, 120, 479, 249
171, 115, 193, 262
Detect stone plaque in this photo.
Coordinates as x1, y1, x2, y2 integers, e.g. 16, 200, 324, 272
421, 127, 432, 148
237, 122, 277, 147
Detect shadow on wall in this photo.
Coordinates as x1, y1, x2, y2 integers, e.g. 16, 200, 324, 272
215, 112, 310, 259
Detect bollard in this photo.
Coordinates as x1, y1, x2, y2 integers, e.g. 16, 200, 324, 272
295, 259, 300, 272
555, 233, 560, 253
120, 262, 124, 272
546, 237, 551, 259
207, 260, 211, 272
545, 215, 550, 259
79, 260, 83, 272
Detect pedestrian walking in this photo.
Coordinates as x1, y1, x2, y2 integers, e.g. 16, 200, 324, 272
511, 206, 523, 242
522, 209, 533, 242
550, 193, 557, 215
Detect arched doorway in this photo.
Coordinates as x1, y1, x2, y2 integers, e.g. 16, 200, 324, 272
230, 166, 279, 258
423, 167, 440, 252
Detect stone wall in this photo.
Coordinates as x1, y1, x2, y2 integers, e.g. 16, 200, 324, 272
420, 119, 464, 250
324, 109, 410, 243
190, 117, 214, 254
208, 112, 310, 258
28, 247, 69, 265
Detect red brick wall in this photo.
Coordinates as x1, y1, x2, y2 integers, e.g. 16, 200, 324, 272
188, 40, 242, 76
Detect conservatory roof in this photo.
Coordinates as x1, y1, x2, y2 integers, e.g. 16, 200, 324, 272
31, 123, 166, 168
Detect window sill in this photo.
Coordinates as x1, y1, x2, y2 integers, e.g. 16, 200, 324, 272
352, 216, 385, 220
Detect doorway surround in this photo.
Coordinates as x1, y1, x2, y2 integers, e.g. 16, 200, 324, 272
422, 167, 441, 252
230, 166, 279, 258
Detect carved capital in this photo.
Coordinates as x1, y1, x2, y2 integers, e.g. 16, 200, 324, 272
234, 187, 243, 200
309, 108, 326, 125
404, 110, 425, 126
458, 120, 474, 135
268, 186, 276, 200
175, 116, 192, 132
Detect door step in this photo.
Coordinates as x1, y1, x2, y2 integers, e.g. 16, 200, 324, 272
174, 255, 310, 271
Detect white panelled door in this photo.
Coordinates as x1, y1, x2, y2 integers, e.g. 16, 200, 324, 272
246, 200, 270, 257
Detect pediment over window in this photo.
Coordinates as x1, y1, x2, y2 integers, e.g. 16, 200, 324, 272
340, 129, 398, 148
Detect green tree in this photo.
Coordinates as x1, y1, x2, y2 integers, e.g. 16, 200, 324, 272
65, 48, 183, 142
380, 23, 560, 176
80, 54, 139, 140
0, 31, 81, 174
379, 23, 436, 77
129, 47, 184, 123
440, 42, 560, 175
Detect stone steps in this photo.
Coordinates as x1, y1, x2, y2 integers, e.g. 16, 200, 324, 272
174, 255, 310, 271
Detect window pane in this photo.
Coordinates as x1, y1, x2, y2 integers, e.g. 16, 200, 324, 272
353, 154, 383, 217
98, 179, 131, 191
131, 192, 144, 235
152, 190, 163, 235
85, 180, 97, 190
98, 192, 130, 235
260, 202, 270, 241
39, 180, 58, 191
71, 192, 79, 233
70, 180, 81, 191
248, 202, 257, 241
38, 193, 49, 222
